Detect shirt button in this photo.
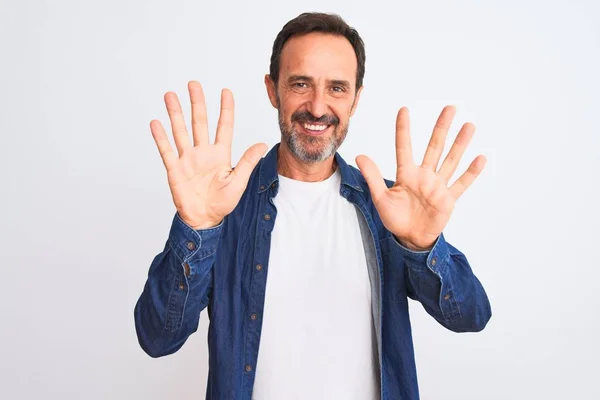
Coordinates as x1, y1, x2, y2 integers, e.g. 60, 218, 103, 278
431, 257, 437, 266
264, 214, 271, 221
250, 313, 257, 320
186, 241, 196, 250
256, 264, 262, 271
245, 365, 252, 372
260, 185, 266, 190
179, 283, 185, 290
443, 294, 451, 301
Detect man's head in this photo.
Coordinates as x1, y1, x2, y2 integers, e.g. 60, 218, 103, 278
265, 13, 366, 164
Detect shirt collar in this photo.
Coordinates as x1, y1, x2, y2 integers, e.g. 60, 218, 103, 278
257, 143, 363, 194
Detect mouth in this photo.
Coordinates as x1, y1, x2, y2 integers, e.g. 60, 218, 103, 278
295, 121, 332, 136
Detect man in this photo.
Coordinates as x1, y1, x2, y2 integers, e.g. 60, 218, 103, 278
134, 12, 491, 400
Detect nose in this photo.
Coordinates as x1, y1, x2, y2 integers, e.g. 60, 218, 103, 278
307, 89, 328, 119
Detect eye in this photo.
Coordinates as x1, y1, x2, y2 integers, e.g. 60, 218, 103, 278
294, 82, 309, 88
331, 86, 345, 93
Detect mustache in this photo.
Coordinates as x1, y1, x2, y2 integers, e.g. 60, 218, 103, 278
291, 111, 339, 126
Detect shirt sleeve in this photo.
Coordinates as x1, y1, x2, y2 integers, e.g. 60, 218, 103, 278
134, 212, 223, 357
392, 232, 492, 332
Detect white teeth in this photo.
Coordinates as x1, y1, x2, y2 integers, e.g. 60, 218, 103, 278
303, 123, 327, 131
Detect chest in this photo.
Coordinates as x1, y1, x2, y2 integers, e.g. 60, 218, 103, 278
268, 192, 371, 305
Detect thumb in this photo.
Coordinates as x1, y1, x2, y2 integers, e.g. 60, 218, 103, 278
232, 143, 269, 183
356, 155, 387, 201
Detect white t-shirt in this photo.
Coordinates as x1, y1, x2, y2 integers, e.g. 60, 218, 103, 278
252, 168, 379, 400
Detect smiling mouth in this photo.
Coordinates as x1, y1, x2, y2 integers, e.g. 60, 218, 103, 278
297, 122, 331, 136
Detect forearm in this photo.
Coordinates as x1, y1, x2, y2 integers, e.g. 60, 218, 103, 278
396, 233, 492, 332
134, 212, 223, 357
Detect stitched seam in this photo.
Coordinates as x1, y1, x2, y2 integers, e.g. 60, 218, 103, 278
192, 247, 218, 262
406, 262, 421, 302
164, 276, 178, 331
168, 242, 184, 264
346, 166, 364, 192
179, 269, 190, 332
445, 254, 462, 321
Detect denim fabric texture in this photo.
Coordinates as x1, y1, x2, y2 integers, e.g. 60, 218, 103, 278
134, 143, 492, 400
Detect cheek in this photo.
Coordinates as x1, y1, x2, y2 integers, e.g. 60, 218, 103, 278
331, 96, 355, 116
331, 105, 351, 124
280, 99, 304, 121
286, 98, 301, 111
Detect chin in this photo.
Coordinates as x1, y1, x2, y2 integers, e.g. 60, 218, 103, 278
288, 132, 337, 163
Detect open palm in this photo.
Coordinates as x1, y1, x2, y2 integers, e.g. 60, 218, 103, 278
356, 106, 486, 251
151, 81, 268, 229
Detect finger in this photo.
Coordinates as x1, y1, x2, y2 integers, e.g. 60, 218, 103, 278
438, 122, 475, 184
188, 81, 209, 146
215, 88, 234, 147
150, 120, 177, 170
449, 155, 487, 199
395, 107, 414, 172
232, 143, 269, 184
422, 105, 456, 170
356, 155, 388, 202
164, 91, 192, 156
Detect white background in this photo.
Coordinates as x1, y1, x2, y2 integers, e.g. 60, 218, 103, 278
1, 0, 599, 399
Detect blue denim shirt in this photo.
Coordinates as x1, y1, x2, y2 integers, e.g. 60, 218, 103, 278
134, 143, 491, 400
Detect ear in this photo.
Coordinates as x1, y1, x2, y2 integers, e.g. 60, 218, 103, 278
264, 74, 278, 108
349, 85, 364, 117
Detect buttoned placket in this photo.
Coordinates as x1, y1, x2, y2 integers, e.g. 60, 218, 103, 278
243, 181, 279, 395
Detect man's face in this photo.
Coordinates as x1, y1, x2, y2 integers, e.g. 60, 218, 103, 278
266, 32, 363, 164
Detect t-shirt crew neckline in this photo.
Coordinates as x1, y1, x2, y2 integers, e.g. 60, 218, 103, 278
277, 168, 341, 193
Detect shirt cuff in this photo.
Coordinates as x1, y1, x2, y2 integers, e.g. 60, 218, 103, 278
167, 212, 224, 264
392, 232, 451, 275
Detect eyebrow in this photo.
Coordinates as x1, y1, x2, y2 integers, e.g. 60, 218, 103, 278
287, 75, 351, 89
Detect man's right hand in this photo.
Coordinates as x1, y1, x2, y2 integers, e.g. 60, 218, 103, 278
150, 81, 268, 229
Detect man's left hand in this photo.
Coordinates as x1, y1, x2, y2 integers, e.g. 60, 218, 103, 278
356, 106, 486, 252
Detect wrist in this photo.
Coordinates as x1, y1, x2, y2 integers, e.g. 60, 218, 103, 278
191, 219, 223, 230
394, 235, 434, 252
178, 212, 223, 230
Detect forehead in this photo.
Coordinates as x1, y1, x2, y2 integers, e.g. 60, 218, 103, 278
279, 32, 357, 85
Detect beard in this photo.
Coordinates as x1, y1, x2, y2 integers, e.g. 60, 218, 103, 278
276, 93, 349, 164
277, 107, 349, 164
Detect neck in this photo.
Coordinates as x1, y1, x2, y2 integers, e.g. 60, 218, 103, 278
277, 141, 337, 182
